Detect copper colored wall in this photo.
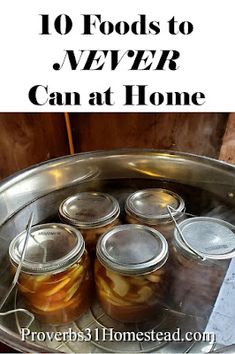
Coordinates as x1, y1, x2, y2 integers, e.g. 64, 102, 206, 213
0, 113, 69, 179
70, 113, 228, 157
219, 113, 235, 164
0, 112, 229, 179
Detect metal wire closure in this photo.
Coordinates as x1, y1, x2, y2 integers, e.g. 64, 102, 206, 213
167, 206, 206, 261
14, 290, 35, 334
0, 213, 35, 329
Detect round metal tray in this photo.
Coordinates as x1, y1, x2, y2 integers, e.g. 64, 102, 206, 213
0, 149, 235, 353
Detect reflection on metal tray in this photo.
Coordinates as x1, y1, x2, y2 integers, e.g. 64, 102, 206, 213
0, 150, 235, 353
15, 294, 207, 353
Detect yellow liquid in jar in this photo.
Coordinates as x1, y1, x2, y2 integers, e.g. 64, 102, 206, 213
95, 259, 167, 323
17, 251, 92, 325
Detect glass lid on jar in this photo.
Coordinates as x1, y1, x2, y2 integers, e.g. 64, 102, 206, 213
59, 192, 120, 228
174, 217, 235, 260
125, 188, 185, 224
96, 224, 168, 275
9, 223, 85, 274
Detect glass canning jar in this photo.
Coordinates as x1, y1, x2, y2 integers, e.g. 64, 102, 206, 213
125, 188, 185, 242
59, 192, 120, 255
169, 217, 235, 318
9, 223, 92, 325
95, 224, 169, 323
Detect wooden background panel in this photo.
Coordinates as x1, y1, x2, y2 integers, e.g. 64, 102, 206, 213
0, 113, 69, 179
70, 113, 228, 158
0, 112, 230, 180
219, 113, 235, 164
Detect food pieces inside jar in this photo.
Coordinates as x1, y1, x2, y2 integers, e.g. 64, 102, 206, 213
95, 260, 167, 322
17, 251, 92, 324
80, 219, 120, 255
125, 214, 174, 242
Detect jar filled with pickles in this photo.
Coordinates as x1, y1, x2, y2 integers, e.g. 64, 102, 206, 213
125, 188, 185, 242
9, 223, 92, 325
169, 217, 235, 318
59, 192, 120, 254
95, 224, 169, 323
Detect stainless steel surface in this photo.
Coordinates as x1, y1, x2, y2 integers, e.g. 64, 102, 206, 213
96, 224, 168, 275
174, 217, 235, 260
0, 149, 235, 353
59, 192, 120, 228
1, 149, 235, 228
0, 213, 34, 310
213, 344, 235, 353
125, 188, 185, 224
167, 206, 205, 261
9, 223, 85, 274
0, 214, 35, 335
